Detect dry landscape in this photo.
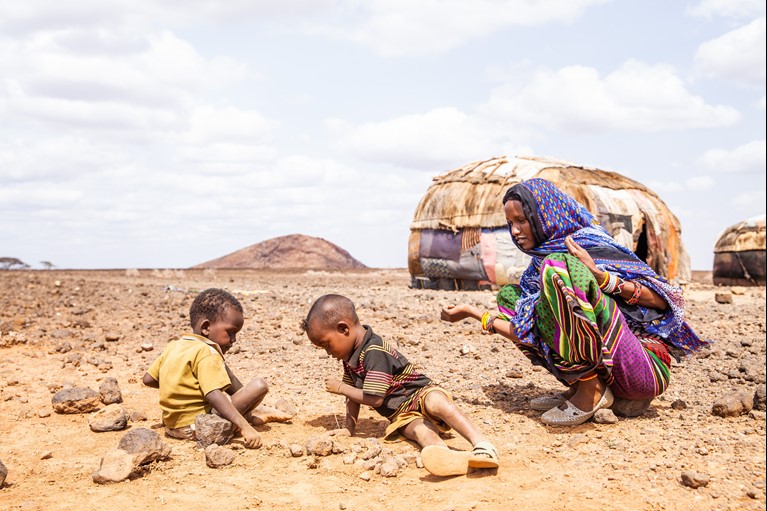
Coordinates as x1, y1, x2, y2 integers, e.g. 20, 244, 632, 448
0, 268, 765, 511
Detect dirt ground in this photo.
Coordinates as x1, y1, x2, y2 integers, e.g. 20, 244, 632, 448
0, 268, 765, 511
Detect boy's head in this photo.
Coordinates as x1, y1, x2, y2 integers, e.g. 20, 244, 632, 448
302, 294, 360, 362
189, 288, 244, 353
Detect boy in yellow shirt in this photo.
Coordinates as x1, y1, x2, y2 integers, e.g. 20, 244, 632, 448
143, 288, 290, 447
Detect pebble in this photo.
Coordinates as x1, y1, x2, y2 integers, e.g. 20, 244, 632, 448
99, 378, 123, 405
379, 459, 400, 477
92, 449, 135, 484
681, 470, 710, 489
117, 428, 172, 466
104, 332, 121, 342
714, 293, 732, 304
38, 408, 51, 418
205, 444, 236, 468
129, 410, 147, 422
754, 384, 766, 411
342, 454, 356, 465
359, 472, 371, 481
51, 387, 100, 414
1, 459, 7, 486
289, 444, 305, 457
711, 391, 754, 417
506, 370, 524, 379
195, 414, 234, 448
139, 343, 154, 352
611, 397, 652, 417
40, 451, 53, 460
89, 404, 128, 432
594, 409, 618, 424
306, 436, 333, 457
671, 399, 687, 410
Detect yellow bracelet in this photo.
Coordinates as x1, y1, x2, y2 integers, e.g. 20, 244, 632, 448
598, 272, 610, 289
481, 311, 491, 330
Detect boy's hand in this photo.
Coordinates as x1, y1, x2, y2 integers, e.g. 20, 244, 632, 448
241, 425, 262, 449
325, 376, 343, 394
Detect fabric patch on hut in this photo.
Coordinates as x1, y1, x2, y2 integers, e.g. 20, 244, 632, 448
408, 230, 422, 276
446, 244, 488, 281
480, 229, 497, 283
419, 230, 462, 262
420, 258, 452, 279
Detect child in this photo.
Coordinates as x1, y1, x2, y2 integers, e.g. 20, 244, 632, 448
143, 288, 291, 448
302, 293, 499, 476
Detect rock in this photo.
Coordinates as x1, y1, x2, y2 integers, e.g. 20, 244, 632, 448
289, 444, 305, 457
681, 470, 710, 489
117, 428, 171, 465
38, 408, 51, 418
89, 404, 128, 432
361, 440, 382, 460
306, 436, 333, 457
195, 414, 234, 448
594, 409, 618, 424
129, 410, 147, 422
51, 387, 100, 414
754, 384, 766, 411
98, 378, 122, 405
359, 472, 371, 481
611, 397, 652, 417
104, 332, 121, 342
714, 293, 732, 304
712, 391, 754, 417
379, 459, 400, 477
342, 454, 356, 464
506, 370, 524, 379
40, 451, 53, 460
0, 458, 6, 487
205, 444, 236, 468
92, 449, 135, 484
671, 399, 687, 410
273, 398, 299, 416
140, 343, 153, 352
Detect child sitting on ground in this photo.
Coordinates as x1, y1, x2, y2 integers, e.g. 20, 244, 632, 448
302, 293, 499, 476
143, 288, 292, 447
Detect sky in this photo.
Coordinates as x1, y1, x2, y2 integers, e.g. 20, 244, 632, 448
0, 0, 765, 271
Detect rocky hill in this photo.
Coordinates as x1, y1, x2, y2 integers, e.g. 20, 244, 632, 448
192, 234, 367, 270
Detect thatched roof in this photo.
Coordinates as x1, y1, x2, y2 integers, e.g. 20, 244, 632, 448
409, 155, 690, 282
714, 215, 766, 253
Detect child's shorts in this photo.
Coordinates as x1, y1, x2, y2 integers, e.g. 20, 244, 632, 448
383, 386, 452, 442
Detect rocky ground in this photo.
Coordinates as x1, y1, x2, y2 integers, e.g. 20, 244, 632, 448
0, 268, 764, 511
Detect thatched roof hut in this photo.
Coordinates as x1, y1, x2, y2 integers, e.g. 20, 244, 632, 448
409, 156, 691, 290
713, 215, 766, 286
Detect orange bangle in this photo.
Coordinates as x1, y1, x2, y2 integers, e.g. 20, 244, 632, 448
598, 272, 610, 289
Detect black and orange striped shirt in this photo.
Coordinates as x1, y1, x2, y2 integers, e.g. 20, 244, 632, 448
342, 326, 432, 421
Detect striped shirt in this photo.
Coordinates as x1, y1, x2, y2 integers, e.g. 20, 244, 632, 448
342, 326, 432, 420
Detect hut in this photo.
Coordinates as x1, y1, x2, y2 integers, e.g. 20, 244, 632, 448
409, 156, 691, 290
713, 215, 766, 286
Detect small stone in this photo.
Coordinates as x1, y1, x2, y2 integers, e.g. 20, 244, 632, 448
306, 436, 333, 457
714, 293, 732, 304
681, 470, 710, 489
339, 503, 347, 510
671, 399, 687, 410
289, 444, 305, 457
594, 409, 618, 424
51, 387, 100, 414
416, 456, 424, 469
129, 410, 147, 422
712, 391, 754, 417
104, 332, 121, 342
361, 440, 382, 460
506, 370, 524, 379
1, 459, 7, 486
40, 451, 53, 460
38, 408, 51, 418
195, 414, 234, 448
92, 449, 135, 484
379, 459, 400, 477
754, 384, 766, 411
359, 472, 371, 481
342, 454, 356, 465
140, 343, 154, 352
89, 404, 128, 432
460, 344, 476, 355
117, 428, 171, 466
568, 434, 588, 448
99, 378, 123, 405
205, 444, 236, 468
611, 397, 652, 417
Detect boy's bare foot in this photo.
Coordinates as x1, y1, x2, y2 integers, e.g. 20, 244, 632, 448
249, 405, 294, 426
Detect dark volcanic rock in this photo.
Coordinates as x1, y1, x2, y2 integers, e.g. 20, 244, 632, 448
52, 387, 100, 414
99, 378, 123, 405
205, 444, 236, 468
712, 391, 754, 417
117, 428, 171, 465
195, 414, 234, 448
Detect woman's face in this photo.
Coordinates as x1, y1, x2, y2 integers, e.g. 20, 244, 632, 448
504, 200, 536, 250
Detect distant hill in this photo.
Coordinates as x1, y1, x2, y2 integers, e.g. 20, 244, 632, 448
193, 234, 367, 270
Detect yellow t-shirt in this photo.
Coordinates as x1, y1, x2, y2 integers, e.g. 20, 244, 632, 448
147, 334, 231, 428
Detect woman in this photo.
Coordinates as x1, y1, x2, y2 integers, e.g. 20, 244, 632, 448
441, 178, 707, 426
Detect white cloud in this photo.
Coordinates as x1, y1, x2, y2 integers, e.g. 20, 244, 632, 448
695, 17, 766, 87
310, 0, 609, 56
481, 60, 741, 133
646, 176, 716, 193
698, 139, 766, 173
329, 107, 531, 169
686, 175, 716, 191
732, 189, 767, 211
688, 0, 765, 19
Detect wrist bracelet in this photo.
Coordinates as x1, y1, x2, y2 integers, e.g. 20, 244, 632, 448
626, 281, 643, 305
481, 311, 491, 331
598, 272, 610, 289
336, 382, 343, 394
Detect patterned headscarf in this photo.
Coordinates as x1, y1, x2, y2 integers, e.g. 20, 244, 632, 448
503, 178, 707, 353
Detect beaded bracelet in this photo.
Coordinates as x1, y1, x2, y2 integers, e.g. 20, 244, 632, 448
613, 277, 626, 295
626, 281, 643, 305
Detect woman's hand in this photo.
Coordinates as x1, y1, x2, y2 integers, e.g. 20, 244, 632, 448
565, 236, 600, 275
440, 304, 479, 323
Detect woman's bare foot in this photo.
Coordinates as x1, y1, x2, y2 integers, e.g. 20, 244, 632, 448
568, 378, 604, 412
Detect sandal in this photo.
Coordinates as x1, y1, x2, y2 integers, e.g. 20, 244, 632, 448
541, 386, 614, 426
530, 394, 566, 411
421, 445, 472, 477
468, 441, 500, 469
